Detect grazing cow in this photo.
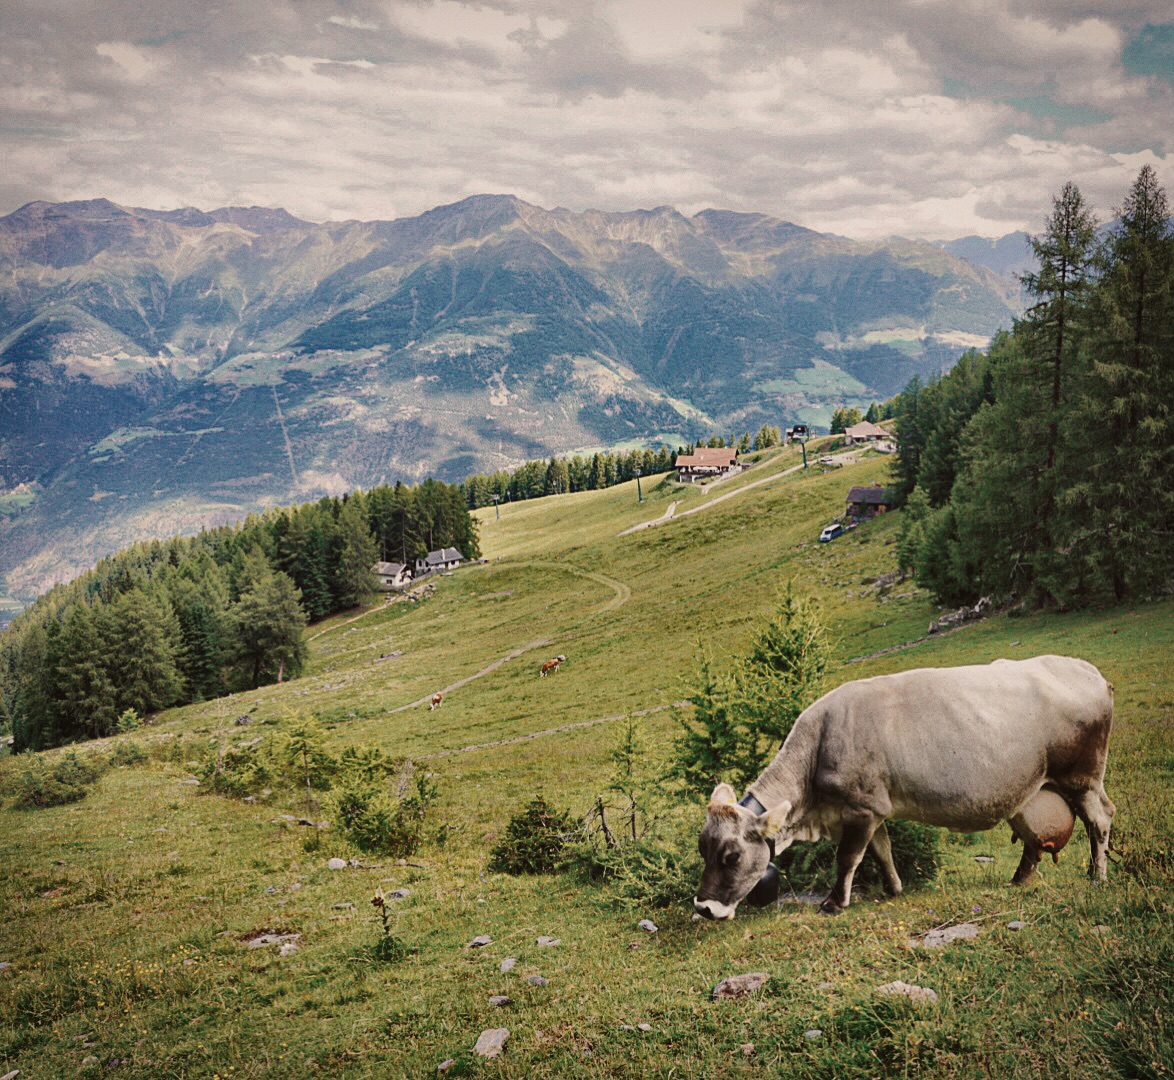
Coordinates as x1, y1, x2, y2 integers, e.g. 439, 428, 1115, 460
693, 655, 1114, 920
539, 655, 567, 677
429, 692, 443, 711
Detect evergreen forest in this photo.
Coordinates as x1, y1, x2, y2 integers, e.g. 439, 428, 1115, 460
0, 479, 479, 752
892, 166, 1174, 609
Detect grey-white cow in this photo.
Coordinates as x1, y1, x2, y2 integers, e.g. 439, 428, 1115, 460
693, 655, 1115, 919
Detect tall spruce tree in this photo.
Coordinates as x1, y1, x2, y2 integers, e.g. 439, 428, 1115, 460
1067, 165, 1174, 599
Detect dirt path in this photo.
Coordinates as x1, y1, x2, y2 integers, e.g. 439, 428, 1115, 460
417, 699, 691, 759
389, 638, 555, 713
618, 453, 857, 536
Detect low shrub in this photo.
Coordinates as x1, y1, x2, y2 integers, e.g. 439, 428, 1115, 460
197, 743, 274, 798
11, 749, 106, 809
108, 740, 148, 768
330, 767, 438, 857
570, 835, 701, 909
488, 796, 577, 874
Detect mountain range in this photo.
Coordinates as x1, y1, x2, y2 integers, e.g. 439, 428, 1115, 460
0, 194, 1022, 608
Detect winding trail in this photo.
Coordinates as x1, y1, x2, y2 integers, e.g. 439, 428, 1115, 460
390, 639, 554, 713
417, 699, 691, 759
618, 452, 858, 536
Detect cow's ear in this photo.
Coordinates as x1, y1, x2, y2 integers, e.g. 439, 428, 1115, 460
708, 782, 737, 807
758, 800, 791, 838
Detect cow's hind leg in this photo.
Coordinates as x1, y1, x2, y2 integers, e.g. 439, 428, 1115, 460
1068, 783, 1116, 881
868, 821, 903, 897
820, 810, 879, 915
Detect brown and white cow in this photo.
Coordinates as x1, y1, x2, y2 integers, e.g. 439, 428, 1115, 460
539, 655, 567, 677
429, 692, 444, 711
694, 655, 1115, 919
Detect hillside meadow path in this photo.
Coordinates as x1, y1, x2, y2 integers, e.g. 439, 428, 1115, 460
617, 451, 858, 536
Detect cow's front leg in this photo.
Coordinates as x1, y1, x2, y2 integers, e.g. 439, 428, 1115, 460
820, 811, 878, 914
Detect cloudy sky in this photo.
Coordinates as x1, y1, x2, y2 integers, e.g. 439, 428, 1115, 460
3, 0, 1172, 239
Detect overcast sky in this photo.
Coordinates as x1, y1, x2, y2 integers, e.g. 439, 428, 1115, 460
3, 0, 1172, 239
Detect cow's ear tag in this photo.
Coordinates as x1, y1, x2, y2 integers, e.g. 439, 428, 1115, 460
709, 782, 737, 807
759, 800, 791, 838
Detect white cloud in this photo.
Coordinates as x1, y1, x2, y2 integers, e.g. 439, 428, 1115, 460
0, 1, 1170, 238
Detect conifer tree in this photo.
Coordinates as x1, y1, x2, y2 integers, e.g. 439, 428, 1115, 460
333, 495, 379, 609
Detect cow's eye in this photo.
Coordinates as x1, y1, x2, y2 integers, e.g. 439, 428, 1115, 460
723, 850, 741, 866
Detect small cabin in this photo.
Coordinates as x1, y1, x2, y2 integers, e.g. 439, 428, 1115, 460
415, 547, 465, 576
846, 484, 892, 520
372, 561, 411, 591
843, 421, 889, 445
674, 447, 740, 484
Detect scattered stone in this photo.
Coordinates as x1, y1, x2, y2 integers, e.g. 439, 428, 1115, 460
712, 972, 769, 999
327, 858, 347, 871
279, 941, 299, 957
488, 995, 511, 1007
1, 1071, 20, 1080
911, 922, 981, 949
1007, 921, 1028, 931
500, 957, 517, 973
974, 856, 995, 863
637, 1023, 652, 1032
82, 1057, 99, 1067
536, 936, 561, 947
437, 1059, 455, 1074
804, 1029, 824, 1040
467, 935, 493, 949
1091, 924, 1112, 936
332, 902, 355, 910
740, 1043, 756, 1056
473, 1028, 510, 1059
264, 886, 277, 894
637, 919, 658, 933
235, 715, 253, 726
244, 932, 301, 950
386, 888, 411, 900
0, 962, 12, 973
877, 980, 938, 1005
527, 975, 549, 987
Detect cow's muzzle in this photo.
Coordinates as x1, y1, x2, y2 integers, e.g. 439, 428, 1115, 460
743, 863, 780, 908
692, 897, 737, 920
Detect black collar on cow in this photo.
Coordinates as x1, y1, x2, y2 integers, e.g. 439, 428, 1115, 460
739, 791, 776, 860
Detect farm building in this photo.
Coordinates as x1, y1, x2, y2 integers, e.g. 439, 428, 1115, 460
674, 447, 741, 483
372, 561, 411, 591
415, 547, 465, 575
844, 421, 889, 445
846, 484, 893, 520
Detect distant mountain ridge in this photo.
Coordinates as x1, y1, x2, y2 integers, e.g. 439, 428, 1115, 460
0, 193, 1020, 605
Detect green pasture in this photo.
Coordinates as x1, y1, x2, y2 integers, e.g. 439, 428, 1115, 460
2, 448, 1172, 1077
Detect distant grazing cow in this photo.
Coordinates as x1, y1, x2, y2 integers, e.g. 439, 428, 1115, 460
429, 692, 444, 711
540, 655, 567, 677
694, 655, 1115, 920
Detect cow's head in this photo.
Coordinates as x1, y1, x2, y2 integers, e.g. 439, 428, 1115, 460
693, 783, 791, 920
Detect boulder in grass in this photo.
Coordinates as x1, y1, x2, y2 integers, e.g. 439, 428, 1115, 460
473, 1028, 509, 1059
712, 972, 769, 999
877, 980, 938, 1005
466, 935, 493, 949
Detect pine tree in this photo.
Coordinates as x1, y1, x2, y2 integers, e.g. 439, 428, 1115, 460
56, 603, 119, 739
333, 495, 379, 609
105, 588, 183, 718
231, 569, 309, 689
1067, 166, 1174, 599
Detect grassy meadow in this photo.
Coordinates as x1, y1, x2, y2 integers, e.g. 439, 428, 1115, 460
2, 441, 1172, 1077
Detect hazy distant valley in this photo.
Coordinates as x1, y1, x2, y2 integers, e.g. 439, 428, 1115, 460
0, 194, 1022, 607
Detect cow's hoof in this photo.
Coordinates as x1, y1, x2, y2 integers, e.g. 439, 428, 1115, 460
817, 898, 844, 916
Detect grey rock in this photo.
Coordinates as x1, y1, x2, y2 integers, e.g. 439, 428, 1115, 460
246, 932, 301, 949
1007, 920, 1028, 931
473, 1028, 510, 1059
712, 972, 769, 999
466, 934, 493, 949
877, 980, 939, 1005
488, 995, 511, 1007
327, 857, 347, 870
500, 957, 517, 972
804, 1029, 824, 1040
386, 888, 411, 900
0, 962, 12, 973
527, 975, 549, 987
332, 902, 355, 910
912, 922, 981, 949
974, 855, 995, 863
536, 935, 561, 947
278, 941, 299, 956
637, 919, 658, 933
437, 1059, 455, 1074
637, 1023, 652, 1032
740, 1043, 755, 1056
